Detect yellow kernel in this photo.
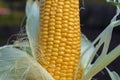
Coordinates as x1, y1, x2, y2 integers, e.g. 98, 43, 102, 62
62, 28, 68, 32
65, 1, 70, 4
56, 25, 62, 29
51, 56, 57, 60
54, 40, 60, 44
59, 47, 65, 51
48, 42, 53, 45
69, 61, 74, 65
56, 59, 63, 63
52, 3, 57, 6
55, 71, 60, 76
62, 23, 68, 27
56, 13, 63, 17
44, 16, 50, 20
61, 73, 66, 77
56, 21, 62, 24
62, 62, 68, 65
60, 43, 66, 46
63, 16, 69, 20
44, 12, 49, 16
67, 69, 74, 73
42, 35, 48, 38
45, 5, 51, 8
48, 37, 54, 41
50, 64, 56, 68
61, 38, 67, 42
56, 17, 62, 21
66, 46, 71, 49
56, 8, 63, 13
51, 60, 56, 64
55, 29, 61, 32
67, 73, 73, 77
45, 53, 51, 57
64, 4, 70, 8
67, 41, 73, 45
49, 22, 55, 26
52, 52, 58, 56
50, 18, 55, 22
54, 44, 59, 48
64, 57, 70, 61
61, 66, 68, 69
60, 78, 66, 80
42, 24, 48, 27
44, 8, 50, 12
63, 12, 69, 16
41, 27, 48, 31
61, 33, 67, 37
63, 8, 69, 12
53, 48, 59, 52
56, 64, 61, 67
46, 1, 52, 4
58, 56, 63, 59
45, 57, 51, 62
41, 39, 47, 42
68, 66, 74, 69
49, 30, 55, 34
54, 76, 60, 80
64, 53, 70, 57
65, 49, 71, 54
59, 51, 64, 56
49, 27, 55, 30
58, 2, 64, 5
47, 68, 55, 72
42, 31, 48, 35
50, 15, 55, 18
47, 45, 53, 49
67, 78, 73, 80
56, 67, 61, 71
69, 22, 74, 26
46, 49, 52, 53
55, 36, 61, 40
50, 73, 54, 76
42, 20, 49, 24
58, 5, 64, 9
69, 14, 75, 18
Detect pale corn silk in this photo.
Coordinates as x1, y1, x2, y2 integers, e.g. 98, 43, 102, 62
0, 0, 120, 80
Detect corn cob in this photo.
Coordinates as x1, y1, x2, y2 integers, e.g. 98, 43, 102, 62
37, 0, 82, 80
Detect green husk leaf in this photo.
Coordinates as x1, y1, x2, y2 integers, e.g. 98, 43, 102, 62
81, 45, 120, 80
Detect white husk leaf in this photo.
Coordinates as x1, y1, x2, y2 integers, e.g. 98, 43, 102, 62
26, 0, 39, 58
0, 45, 54, 80
81, 34, 94, 69
106, 68, 120, 80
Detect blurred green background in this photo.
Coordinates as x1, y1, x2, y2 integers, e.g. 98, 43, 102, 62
0, 0, 120, 80
0, 0, 25, 25
0, 0, 25, 45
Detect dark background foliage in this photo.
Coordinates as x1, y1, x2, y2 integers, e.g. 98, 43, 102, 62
0, 0, 120, 80
80, 0, 120, 79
